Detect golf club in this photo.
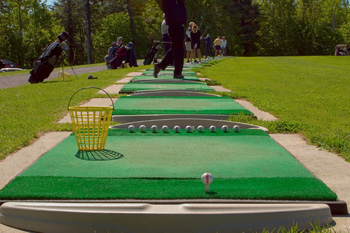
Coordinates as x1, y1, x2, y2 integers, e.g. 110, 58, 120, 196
199, 16, 204, 30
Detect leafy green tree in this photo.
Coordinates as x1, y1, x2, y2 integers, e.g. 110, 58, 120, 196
0, 0, 63, 67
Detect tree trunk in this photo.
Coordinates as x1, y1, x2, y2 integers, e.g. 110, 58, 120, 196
17, 0, 23, 66
67, 0, 75, 65
126, 0, 135, 40
82, 0, 93, 64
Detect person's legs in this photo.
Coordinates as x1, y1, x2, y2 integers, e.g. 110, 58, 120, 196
185, 41, 191, 62
154, 43, 173, 78
205, 46, 209, 59
191, 49, 195, 63
168, 24, 185, 76
197, 48, 202, 62
210, 46, 214, 58
162, 34, 171, 55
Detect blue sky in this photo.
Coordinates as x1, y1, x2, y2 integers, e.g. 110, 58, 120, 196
42, 0, 55, 6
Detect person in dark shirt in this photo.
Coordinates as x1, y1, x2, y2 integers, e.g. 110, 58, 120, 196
201, 34, 214, 59
154, 0, 187, 79
190, 23, 201, 63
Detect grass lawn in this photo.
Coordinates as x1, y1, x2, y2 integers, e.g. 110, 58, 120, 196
0, 65, 148, 160
199, 56, 350, 161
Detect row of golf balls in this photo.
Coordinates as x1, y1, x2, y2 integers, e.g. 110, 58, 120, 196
128, 124, 241, 133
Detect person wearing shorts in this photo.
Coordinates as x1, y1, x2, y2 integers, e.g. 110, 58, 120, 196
185, 22, 193, 63
213, 36, 222, 57
190, 23, 201, 63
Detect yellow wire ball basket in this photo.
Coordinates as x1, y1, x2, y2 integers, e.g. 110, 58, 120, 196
68, 87, 114, 151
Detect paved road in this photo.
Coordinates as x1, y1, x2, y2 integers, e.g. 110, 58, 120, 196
0, 65, 109, 90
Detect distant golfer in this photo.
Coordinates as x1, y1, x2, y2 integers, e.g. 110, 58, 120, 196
154, 0, 187, 79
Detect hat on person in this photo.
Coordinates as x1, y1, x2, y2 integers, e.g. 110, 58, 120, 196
57, 31, 68, 41
189, 22, 194, 27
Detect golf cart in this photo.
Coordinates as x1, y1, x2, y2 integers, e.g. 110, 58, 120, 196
334, 44, 350, 56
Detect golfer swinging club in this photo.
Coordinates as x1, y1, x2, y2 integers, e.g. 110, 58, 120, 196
154, 0, 187, 79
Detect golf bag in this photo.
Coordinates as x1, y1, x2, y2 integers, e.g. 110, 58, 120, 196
143, 41, 161, 65
126, 42, 138, 67
29, 40, 68, 84
109, 46, 128, 69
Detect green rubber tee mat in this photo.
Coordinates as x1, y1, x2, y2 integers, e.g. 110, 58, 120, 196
142, 70, 196, 76
119, 82, 214, 93
132, 75, 200, 82
0, 129, 337, 201
112, 96, 252, 115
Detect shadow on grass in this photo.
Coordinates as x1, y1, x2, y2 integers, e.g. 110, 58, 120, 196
205, 191, 217, 196
75, 149, 124, 161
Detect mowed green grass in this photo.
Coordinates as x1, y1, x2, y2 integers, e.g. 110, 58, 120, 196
200, 56, 350, 161
0, 65, 147, 160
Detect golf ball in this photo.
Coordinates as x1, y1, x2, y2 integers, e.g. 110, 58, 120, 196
128, 125, 135, 133
173, 125, 181, 133
151, 125, 158, 133
233, 125, 240, 132
201, 172, 213, 185
185, 125, 193, 133
162, 125, 169, 133
221, 125, 229, 133
139, 125, 147, 133
197, 125, 205, 133
209, 125, 216, 133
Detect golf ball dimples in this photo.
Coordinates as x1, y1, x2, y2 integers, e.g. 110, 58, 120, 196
185, 125, 193, 133
201, 172, 213, 185
233, 125, 240, 132
139, 125, 147, 133
197, 125, 204, 133
151, 125, 158, 133
128, 125, 135, 133
221, 125, 229, 133
173, 125, 181, 133
162, 125, 169, 133
209, 125, 216, 133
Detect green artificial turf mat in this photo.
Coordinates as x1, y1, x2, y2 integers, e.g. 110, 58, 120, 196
132, 75, 200, 82
113, 96, 252, 115
142, 70, 196, 75
13, 129, 313, 179
0, 129, 337, 201
119, 82, 214, 93
0, 177, 336, 201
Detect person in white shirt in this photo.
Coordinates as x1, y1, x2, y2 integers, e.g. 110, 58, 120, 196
185, 22, 193, 63
221, 36, 227, 57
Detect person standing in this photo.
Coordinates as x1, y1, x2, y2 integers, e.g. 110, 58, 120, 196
221, 36, 227, 56
201, 34, 214, 59
185, 22, 193, 63
154, 0, 187, 79
190, 23, 201, 63
213, 36, 222, 57
161, 18, 171, 56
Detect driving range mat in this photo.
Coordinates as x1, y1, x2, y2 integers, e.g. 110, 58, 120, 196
142, 70, 196, 76
0, 128, 337, 201
131, 75, 200, 82
119, 82, 214, 93
112, 96, 252, 115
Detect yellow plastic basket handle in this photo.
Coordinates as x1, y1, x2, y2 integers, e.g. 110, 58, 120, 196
67, 86, 115, 111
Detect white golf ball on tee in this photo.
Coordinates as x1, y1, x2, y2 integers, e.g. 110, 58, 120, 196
201, 172, 213, 192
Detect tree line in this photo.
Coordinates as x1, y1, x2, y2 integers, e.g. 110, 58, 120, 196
1, 0, 350, 67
